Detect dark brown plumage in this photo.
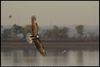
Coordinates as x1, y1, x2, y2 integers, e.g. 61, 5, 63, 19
31, 16, 47, 56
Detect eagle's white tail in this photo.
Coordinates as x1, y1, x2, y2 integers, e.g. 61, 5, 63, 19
26, 33, 33, 44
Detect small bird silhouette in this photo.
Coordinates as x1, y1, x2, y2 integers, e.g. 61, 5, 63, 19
9, 15, 12, 19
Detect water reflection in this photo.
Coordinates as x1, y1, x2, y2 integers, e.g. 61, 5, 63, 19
77, 50, 83, 65
1, 48, 99, 66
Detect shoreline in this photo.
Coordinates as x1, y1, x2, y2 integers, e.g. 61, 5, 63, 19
1, 41, 99, 50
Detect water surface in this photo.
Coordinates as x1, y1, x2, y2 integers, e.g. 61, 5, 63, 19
1, 44, 99, 66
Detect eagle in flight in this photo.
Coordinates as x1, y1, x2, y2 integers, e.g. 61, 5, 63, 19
26, 16, 47, 56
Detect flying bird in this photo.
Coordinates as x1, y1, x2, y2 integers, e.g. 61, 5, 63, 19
26, 16, 47, 56
9, 15, 12, 19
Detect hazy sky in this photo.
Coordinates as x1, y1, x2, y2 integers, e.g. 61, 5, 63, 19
1, 1, 99, 27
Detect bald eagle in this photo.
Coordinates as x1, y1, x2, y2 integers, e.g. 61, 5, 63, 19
26, 16, 47, 56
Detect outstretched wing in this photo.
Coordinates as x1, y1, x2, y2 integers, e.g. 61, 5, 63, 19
31, 17, 39, 36
35, 22, 39, 34
33, 39, 47, 56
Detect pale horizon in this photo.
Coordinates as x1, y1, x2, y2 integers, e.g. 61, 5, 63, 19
1, 1, 99, 27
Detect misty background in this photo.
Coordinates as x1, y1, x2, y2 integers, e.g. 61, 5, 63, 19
1, 1, 99, 26
1, 1, 99, 66
1, 1, 99, 41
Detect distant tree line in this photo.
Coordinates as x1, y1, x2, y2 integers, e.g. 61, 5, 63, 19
43, 25, 69, 40
1, 24, 32, 40
1, 24, 99, 41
